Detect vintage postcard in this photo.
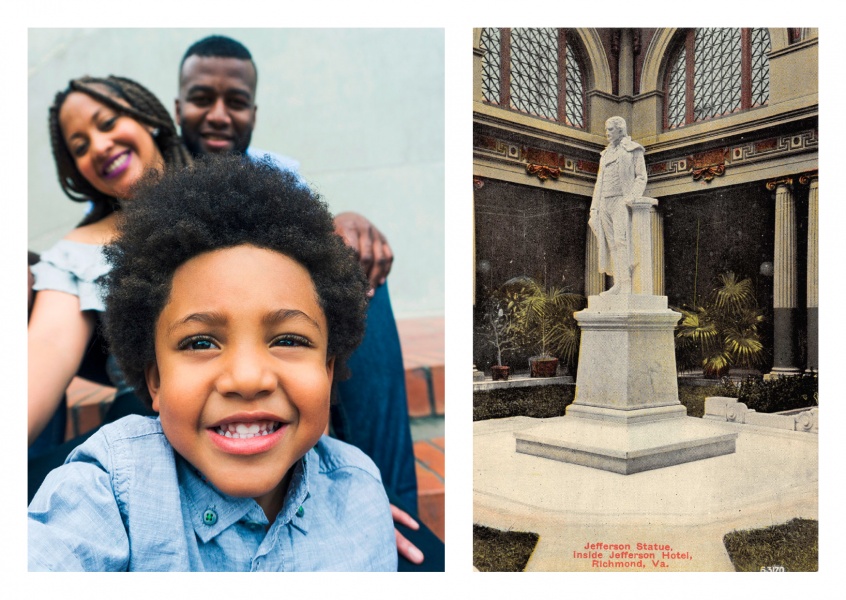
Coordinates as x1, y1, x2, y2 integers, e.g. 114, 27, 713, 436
472, 27, 818, 572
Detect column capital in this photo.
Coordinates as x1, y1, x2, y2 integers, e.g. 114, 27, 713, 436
765, 176, 794, 191
798, 170, 818, 185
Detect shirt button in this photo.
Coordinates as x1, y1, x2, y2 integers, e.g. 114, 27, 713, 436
203, 509, 218, 526
296, 505, 304, 517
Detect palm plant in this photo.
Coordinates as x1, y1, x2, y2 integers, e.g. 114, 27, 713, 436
505, 278, 585, 371
674, 272, 765, 377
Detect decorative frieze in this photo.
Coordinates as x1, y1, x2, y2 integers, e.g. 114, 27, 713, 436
474, 133, 600, 181
475, 129, 817, 186
646, 129, 817, 183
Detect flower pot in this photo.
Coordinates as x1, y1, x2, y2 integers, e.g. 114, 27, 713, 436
491, 365, 511, 381
530, 357, 559, 378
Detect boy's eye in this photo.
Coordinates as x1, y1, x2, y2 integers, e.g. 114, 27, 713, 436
178, 336, 218, 351
271, 335, 311, 348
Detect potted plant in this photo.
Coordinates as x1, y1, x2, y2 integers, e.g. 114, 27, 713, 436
674, 272, 765, 377
477, 296, 519, 381
505, 278, 585, 377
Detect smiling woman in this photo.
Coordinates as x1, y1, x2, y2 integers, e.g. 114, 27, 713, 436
59, 90, 164, 201
28, 76, 191, 453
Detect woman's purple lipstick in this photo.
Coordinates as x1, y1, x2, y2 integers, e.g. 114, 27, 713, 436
101, 150, 132, 179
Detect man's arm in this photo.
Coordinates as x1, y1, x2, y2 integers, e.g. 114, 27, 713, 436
333, 212, 394, 289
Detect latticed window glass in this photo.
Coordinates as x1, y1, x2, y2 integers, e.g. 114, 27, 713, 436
666, 46, 687, 128
693, 28, 741, 121
479, 28, 586, 129
750, 28, 771, 107
665, 28, 770, 129
480, 28, 501, 104
564, 48, 585, 128
510, 28, 559, 120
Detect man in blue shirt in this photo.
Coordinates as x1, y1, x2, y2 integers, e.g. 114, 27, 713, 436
174, 35, 438, 569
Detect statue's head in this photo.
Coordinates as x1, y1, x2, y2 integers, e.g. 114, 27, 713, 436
605, 116, 627, 145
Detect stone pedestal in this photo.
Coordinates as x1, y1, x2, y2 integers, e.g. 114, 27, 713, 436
515, 295, 737, 474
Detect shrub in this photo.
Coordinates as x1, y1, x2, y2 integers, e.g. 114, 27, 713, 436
717, 373, 818, 413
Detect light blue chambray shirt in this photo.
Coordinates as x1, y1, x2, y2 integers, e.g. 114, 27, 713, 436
28, 416, 397, 571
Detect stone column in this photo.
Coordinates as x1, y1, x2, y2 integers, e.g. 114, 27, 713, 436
802, 172, 818, 372
766, 178, 801, 378
652, 209, 665, 295
631, 198, 657, 294
584, 227, 605, 296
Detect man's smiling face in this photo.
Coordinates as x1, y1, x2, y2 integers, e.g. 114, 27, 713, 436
176, 55, 257, 156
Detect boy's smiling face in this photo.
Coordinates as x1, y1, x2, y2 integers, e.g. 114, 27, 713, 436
145, 244, 333, 518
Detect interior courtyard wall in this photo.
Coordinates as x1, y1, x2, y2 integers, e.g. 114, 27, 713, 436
473, 27, 817, 372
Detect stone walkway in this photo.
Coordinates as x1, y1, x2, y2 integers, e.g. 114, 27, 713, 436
474, 416, 818, 571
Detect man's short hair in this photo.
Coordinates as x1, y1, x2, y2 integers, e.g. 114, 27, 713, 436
179, 35, 256, 78
605, 116, 628, 136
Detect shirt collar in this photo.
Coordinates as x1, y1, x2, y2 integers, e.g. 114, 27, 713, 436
177, 449, 314, 544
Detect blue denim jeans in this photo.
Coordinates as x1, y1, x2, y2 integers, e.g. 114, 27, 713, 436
331, 283, 418, 513
28, 396, 67, 460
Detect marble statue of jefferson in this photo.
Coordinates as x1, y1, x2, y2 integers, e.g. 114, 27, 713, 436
588, 116, 647, 296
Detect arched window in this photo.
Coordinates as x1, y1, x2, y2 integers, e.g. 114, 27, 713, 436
665, 28, 770, 129
480, 28, 586, 129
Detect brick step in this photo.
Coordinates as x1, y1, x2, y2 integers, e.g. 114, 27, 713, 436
413, 436, 445, 542
398, 317, 445, 418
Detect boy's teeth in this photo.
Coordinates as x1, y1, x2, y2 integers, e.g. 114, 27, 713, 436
215, 421, 280, 439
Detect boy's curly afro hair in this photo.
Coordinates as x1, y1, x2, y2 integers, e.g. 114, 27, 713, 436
102, 153, 369, 407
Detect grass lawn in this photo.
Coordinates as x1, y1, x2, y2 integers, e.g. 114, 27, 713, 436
677, 383, 724, 418
723, 518, 818, 571
473, 524, 539, 572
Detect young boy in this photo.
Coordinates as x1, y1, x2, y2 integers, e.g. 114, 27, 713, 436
28, 155, 398, 571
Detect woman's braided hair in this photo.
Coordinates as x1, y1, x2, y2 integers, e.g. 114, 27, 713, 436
48, 75, 192, 226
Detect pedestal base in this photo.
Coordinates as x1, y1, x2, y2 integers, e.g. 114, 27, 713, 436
515, 415, 737, 475
516, 293, 737, 474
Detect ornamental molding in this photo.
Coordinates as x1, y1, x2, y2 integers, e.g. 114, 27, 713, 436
526, 164, 561, 182
474, 133, 600, 181
689, 148, 728, 182
646, 129, 817, 184
475, 128, 817, 187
